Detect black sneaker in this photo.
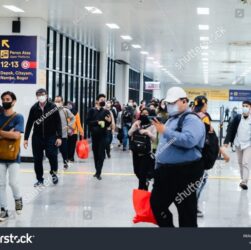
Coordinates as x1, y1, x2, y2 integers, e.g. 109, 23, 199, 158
34, 181, 44, 187
96, 175, 102, 181
15, 198, 23, 215
64, 161, 70, 170
50, 171, 59, 185
0, 208, 9, 222
107, 153, 111, 158
240, 183, 248, 190
197, 209, 204, 218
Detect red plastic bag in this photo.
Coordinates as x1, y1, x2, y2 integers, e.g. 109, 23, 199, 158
132, 189, 157, 225
76, 139, 89, 159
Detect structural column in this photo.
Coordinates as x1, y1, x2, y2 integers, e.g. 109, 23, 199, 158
99, 51, 108, 95
139, 70, 144, 102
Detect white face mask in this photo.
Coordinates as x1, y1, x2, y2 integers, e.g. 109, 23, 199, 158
242, 107, 250, 115
38, 95, 47, 103
167, 103, 179, 116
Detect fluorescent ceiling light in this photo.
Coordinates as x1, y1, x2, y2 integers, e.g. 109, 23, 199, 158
85, 6, 102, 14
140, 51, 149, 55
3, 5, 24, 12
120, 35, 132, 40
147, 57, 154, 60
106, 23, 120, 29
201, 46, 209, 50
153, 61, 159, 64
197, 8, 210, 15
201, 52, 208, 56
200, 37, 209, 41
198, 25, 209, 30
202, 58, 208, 61
132, 44, 141, 49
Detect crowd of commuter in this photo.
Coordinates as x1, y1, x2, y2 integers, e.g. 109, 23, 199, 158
1, 86, 250, 227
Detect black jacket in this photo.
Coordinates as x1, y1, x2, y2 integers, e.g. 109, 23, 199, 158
224, 114, 242, 145
86, 107, 111, 138
24, 101, 62, 140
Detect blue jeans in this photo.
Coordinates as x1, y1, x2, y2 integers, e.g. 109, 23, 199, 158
122, 125, 130, 149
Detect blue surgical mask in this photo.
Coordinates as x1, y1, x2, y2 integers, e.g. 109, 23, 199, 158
167, 103, 179, 116
242, 107, 250, 115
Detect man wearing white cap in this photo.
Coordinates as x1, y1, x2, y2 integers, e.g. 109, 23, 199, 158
151, 86, 206, 227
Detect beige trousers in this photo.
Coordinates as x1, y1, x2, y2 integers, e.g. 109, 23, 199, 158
236, 146, 251, 184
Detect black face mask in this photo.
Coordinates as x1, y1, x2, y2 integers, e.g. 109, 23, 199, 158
139, 115, 150, 125
99, 101, 106, 107
2, 102, 12, 110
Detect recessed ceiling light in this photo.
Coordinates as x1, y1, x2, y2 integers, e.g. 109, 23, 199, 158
158, 65, 163, 68
120, 35, 132, 41
147, 57, 154, 60
106, 23, 120, 29
201, 46, 209, 50
132, 44, 141, 49
198, 25, 209, 30
85, 6, 102, 14
153, 61, 159, 64
200, 37, 209, 41
201, 52, 208, 56
140, 51, 149, 55
197, 8, 210, 15
202, 58, 208, 61
3, 5, 24, 12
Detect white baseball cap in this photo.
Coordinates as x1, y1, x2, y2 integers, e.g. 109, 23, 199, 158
165, 87, 187, 103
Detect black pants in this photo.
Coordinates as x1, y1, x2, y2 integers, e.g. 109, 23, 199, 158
150, 160, 204, 228
132, 152, 150, 190
32, 135, 58, 182
67, 134, 78, 161
59, 138, 68, 164
105, 130, 113, 156
92, 136, 106, 176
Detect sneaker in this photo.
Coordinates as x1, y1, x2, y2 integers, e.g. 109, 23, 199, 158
15, 198, 23, 215
240, 183, 248, 190
34, 181, 44, 187
64, 161, 70, 170
123, 148, 126, 151
96, 175, 102, 181
0, 208, 9, 222
197, 209, 204, 218
50, 171, 59, 185
93, 173, 97, 178
107, 153, 111, 159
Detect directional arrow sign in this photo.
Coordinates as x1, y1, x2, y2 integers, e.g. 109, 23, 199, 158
1, 39, 10, 48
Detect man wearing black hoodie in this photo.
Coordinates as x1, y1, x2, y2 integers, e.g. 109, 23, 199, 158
86, 94, 111, 180
24, 89, 62, 187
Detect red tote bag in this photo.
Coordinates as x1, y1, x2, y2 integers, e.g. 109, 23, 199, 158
132, 189, 157, 225
76, 139, 89, 159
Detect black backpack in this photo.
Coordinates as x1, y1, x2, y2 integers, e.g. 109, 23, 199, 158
130, 126, 151, 154
176, 112, 219, 170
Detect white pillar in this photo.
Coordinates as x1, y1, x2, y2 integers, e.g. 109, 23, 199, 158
139, 70, 144, 102
115, 63, 129, 105
99, 51, 108, 95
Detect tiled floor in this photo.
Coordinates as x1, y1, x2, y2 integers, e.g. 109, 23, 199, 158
0, 143, 249, 227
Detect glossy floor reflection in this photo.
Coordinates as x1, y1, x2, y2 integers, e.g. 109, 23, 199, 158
0, 144, 249, 227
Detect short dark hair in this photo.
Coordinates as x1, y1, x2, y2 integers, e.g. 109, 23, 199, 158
36, 88, 47, 96
55, 96, 63, 102
141, 107, 151, 114
96, 94, 106, 101
1, 91, 17, 101
243, 100, 251, 106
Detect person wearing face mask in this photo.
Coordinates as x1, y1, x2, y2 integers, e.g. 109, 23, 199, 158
128, 108, 157, 190
54, 96, 75, 169
86, 94, 112, 180
151, 87, 206, 227
157, 99, 169, 124
121, 101, 135, 151
24, 89, 62, 187
0, 91, 24, 222
224, 100, 251, 190
104, 101, 116, 158
66, 101, 84, 163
